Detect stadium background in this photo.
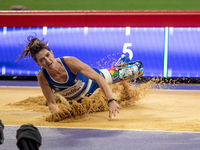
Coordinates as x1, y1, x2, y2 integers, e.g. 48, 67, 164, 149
0, 0, 200, 83
0, 0, 200, 10
1, 2, 200, 150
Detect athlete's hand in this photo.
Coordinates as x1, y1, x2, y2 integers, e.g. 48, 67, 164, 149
108, 100, 122, 119
49, 103, 60, 113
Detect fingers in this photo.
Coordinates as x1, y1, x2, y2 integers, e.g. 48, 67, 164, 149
108, 101, 122, 119
109, 111, 112, 119
109, 110, 114, 119
115, 106, 122, 114
109, 107, 121, 119
118, 106, 122, 109
116, 108, 119, 113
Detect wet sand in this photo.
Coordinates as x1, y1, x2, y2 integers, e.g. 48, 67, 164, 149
0, 84, 200, 132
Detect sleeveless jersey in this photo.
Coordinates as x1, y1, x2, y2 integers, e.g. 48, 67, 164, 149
42, 57, 100, 101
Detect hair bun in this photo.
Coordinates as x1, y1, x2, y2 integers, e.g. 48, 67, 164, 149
16, 36, 50, 62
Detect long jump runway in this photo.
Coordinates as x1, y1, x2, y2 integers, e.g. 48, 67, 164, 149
0, 81, 200, 150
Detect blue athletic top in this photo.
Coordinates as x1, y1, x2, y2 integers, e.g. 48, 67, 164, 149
42, 57, 100, 102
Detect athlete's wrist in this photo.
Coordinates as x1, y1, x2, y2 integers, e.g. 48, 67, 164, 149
108, 98, 116, 103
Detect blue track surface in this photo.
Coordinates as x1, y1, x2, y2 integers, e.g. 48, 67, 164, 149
2, 126, 200, 150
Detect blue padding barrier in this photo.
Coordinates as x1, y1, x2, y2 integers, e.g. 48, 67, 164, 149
0, 27, 199, 78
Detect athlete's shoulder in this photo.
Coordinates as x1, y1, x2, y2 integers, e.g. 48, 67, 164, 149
62, 56, 74, 61
37, 70, 49, 86
37, 69, 43, 79
62, 56, 83, 74
37, 69, 47, 84
62, 56, 79, 64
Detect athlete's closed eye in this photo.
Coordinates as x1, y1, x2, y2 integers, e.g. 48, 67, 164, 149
46, 52, 50, 57
39, 58, 45, 63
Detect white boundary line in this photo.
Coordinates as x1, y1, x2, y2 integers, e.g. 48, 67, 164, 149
4, 125, 200, 134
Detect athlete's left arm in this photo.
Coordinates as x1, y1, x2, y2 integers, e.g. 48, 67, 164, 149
64, 57, 122, 118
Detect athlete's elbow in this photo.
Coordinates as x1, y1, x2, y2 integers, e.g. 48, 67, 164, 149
95, 76, 108, 86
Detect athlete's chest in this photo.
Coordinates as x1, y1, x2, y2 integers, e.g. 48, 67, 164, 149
49, 63, 69, 83
53, 72, 68, 82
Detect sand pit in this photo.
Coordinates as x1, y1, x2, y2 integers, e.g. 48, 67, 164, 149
0, 81, 200, 132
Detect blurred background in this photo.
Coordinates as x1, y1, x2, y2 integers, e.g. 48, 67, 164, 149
0, 0, 200, 83
0, 0, 200, 10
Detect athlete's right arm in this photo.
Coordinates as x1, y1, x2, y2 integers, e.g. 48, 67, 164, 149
37, 71, 60, 113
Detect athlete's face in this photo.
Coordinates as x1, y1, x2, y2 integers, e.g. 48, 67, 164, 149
35, 49, 56, 69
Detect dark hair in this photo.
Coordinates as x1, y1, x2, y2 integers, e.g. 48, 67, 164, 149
16, 36, 50, 62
